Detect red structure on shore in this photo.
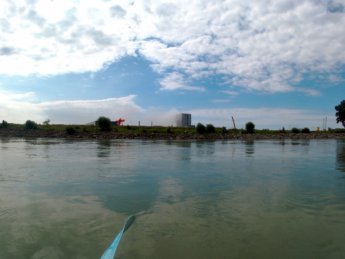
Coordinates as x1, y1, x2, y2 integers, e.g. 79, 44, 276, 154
115, 118, 125, 126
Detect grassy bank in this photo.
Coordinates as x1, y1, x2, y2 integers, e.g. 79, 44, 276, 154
0, 123, 345, 140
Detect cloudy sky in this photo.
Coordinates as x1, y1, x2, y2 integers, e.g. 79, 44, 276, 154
0, 0, 344, 129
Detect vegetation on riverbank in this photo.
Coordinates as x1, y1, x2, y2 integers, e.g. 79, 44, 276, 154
1, 120, 345, 140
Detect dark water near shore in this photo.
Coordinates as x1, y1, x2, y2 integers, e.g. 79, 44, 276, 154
1, 138, 345, 259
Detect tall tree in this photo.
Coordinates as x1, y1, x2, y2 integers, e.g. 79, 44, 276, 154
245, 121, 255, 134
96, 116, 111, 131
335, 100, 345, 128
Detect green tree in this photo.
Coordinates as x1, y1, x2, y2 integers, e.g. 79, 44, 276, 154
196, 123, 206, 134
206, 124, 216, 134
0, 120, 8, 128
96, 116, 111, 131
25, 120, 38, 130
245, 122, 255, 134
291, 128, 300, 133
65, 126, 77, 135
301, 127, 310, 133
335, 100, 345, 127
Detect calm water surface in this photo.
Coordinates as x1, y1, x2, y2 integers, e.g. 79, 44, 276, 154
1, 138, 345, 259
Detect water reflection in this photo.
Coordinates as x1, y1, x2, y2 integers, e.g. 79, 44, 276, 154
97, 140, 111, 158
0, 194, 120, 259
195, 141, 216, 157
165, 141, 192, 148
291, 139, 310, 146
245, 140, 255, 156
0, 137, 9, 144
278, 139, 286, 153
0, 138, 9, 150
24, 139, 39, 159
337, 140, 345, 173
165, 141, 192, 161
2, 139, 345, 259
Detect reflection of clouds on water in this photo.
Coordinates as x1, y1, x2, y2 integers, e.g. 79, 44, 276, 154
336, 140, 345, 173
0, 194, 122, 259
157, 177, 184, 204
122, 178, 296, 259
121, 160, 345, 259
164, 141, 192, 161
0, 139, 159, 216
3, 139, 345, 258
120, 195, 211, 259
95, 140, 138, 179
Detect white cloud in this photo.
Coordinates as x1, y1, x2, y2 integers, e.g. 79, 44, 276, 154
0, 91, 180, 126
0, 90, 337, 129
212, 99, 231, 103
39, 95, 144, 124
141, 107, 180, 126
221, 90, 239, 96
0, 90, 36, 101
0, 0, 345, 93
0, 91, 44, 123
0, 91, 144, 124
0, 0, 138, 75
159, 72, 205, 91
297, 88, 321, 96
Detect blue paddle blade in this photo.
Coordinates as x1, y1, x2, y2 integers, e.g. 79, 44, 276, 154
101, 216, 136, 259
123, 215, 136, 233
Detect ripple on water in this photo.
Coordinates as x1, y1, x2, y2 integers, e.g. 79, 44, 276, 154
283, 191, 345, 218
30, 246, 65, 259
0, 207, 15, 220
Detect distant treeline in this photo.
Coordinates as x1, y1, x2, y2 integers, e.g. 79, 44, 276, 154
1, 117, 345, 137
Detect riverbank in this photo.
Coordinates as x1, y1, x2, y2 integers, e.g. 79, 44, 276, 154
0, 125, 345, 140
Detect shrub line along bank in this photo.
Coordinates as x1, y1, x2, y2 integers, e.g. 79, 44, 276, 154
0, 124, 344, 140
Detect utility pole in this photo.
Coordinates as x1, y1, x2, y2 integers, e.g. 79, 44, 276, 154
322, 117, 328, 131
232, 116, 237, 129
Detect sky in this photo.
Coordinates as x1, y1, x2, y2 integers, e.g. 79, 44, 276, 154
0, 0, 344, 129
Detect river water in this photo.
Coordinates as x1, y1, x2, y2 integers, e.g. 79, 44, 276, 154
1, 138, 345, 259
